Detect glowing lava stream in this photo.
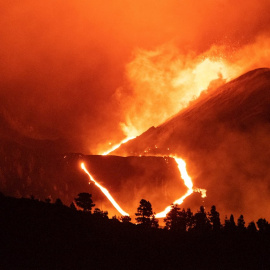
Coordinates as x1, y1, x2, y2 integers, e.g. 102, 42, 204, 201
102, 136, 135, 155
156, 157, 206, 218
155, 157, 194, 218
81, 163, 130, 216
82, 138, 206, 218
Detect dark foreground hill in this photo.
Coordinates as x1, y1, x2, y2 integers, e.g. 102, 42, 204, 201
1, 194, 270, 270
113, 68, 270, 221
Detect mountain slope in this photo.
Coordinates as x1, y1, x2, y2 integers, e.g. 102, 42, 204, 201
113, 68, 270, 221
0, 99, 191, 217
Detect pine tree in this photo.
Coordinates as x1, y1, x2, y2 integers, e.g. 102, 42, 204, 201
75, 193, 95, 212
257, 218, 269, 232
120, 215, 132, 223
247, 221, 257, 233
237, 215, 246, 231
164, 204, 181, 231
93, 208, 108, 219
224, 214, 236, 232
193, 206, 211, 232
208, 205, 221, 232
186, 208, 194, 231
135, 199, 153, 228
55, 198, 63, 206
164, 204, 186, 232
150, 214, 159, 229
70, 201, 76, 210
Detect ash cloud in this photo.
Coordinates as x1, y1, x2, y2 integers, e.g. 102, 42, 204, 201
1, 0, 270, 153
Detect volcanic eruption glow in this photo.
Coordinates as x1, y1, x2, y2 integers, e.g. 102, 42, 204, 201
101, 136, 136, 155
1, 0, 270, 225
1, 1, 270, 157
81, 162, 129, 216
155, 157, 206, 218
82, 148, 206, 218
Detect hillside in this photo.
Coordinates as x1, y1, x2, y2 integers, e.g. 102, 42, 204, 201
0, 96, 196, 217
0, 140, 188, 217
113, 68, 270, 221
2, 194, 270, 269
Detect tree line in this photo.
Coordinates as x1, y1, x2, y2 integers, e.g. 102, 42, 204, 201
71, 192, 270, 233
1, 191, 270, 269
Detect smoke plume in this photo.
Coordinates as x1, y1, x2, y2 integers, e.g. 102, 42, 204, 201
1, 0, 270, 153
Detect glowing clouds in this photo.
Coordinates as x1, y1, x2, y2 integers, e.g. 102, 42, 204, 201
118, 45, 233, 140
118, 34, 270, 142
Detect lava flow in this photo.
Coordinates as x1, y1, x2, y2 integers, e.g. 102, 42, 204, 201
82, 141, 206, 218
81, 162, 129, 216
101, 136, 135, 155
155, 157, 206, 218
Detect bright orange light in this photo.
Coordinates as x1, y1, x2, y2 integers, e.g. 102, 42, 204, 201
89, 138, 206, 219
101, 136, 135, 155
81, 162, 130, 216
173, 157, 193, 190
194, 188, 207, 198
121, 47, 236, 139
155, 156, 207, 218
155, 157, 193, 218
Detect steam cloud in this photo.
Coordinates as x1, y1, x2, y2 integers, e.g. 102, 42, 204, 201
1, 0, 270, 153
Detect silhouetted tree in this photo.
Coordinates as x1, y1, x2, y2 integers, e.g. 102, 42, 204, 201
237, 215, 246, 231
186, 208, 194, 231
224, 214, 236, 232
55, 198, 63, 206
229, 214, 236, 227
164, 204, 186, 232
164, 204, 180, 230
224, 215, 229, 228
208, 205, 221, 232
45, 197, 51, 203
93, 208, 108, 219
120, 215, 132, 223
70, 202, 76, 210
257, 218, 269, 233
247, 221, 257, 233
193, 206, 211, 232
135, 199, 153, 228
150, 214, 159, 229
111, 215, 120, 225
75, 193, 95, 212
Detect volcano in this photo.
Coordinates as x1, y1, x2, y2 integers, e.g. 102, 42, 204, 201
113, 68, 270, 221
0, 105, 188, 217
1, 68, 270, 221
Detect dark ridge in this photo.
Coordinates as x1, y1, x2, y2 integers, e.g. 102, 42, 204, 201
1, 194, 270, 269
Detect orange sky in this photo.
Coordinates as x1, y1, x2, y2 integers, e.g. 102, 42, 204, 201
1, 0, 270, 153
